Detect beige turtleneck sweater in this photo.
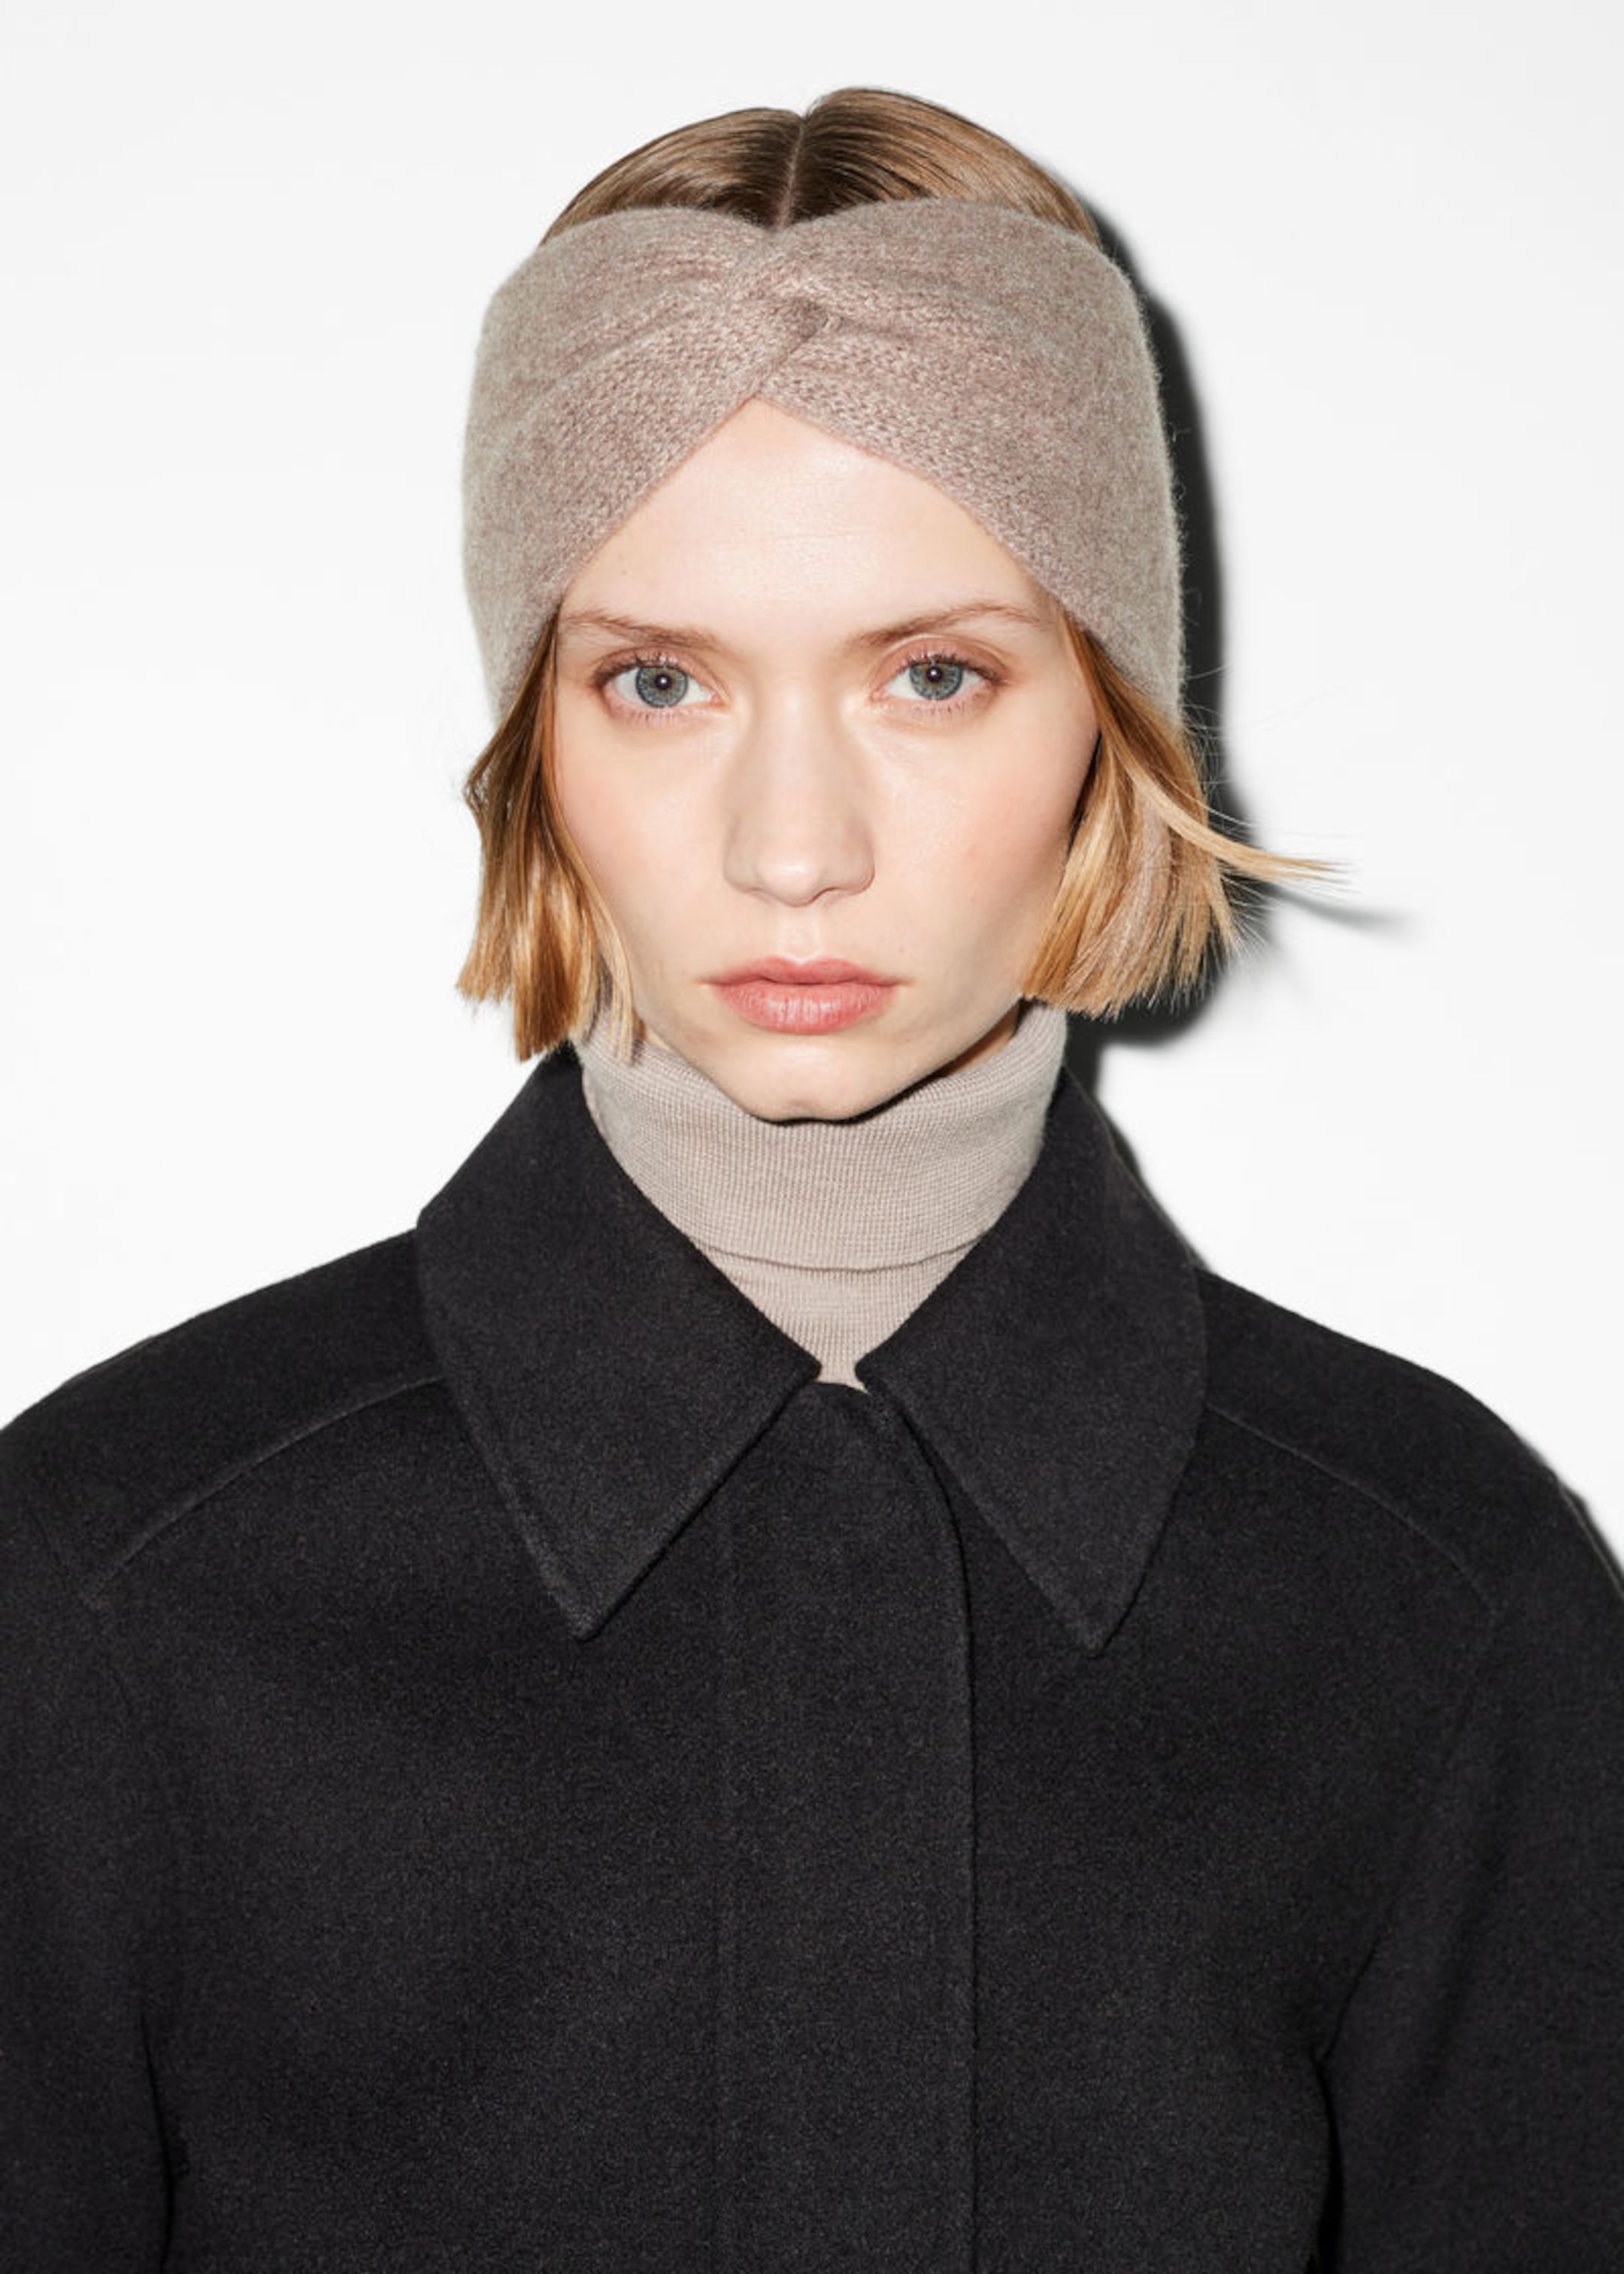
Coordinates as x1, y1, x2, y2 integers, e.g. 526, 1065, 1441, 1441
577, 1003, 1068, 1387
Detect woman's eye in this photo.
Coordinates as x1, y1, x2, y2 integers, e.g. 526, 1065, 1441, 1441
607, 660, 707, 711
884, 654, 983, 706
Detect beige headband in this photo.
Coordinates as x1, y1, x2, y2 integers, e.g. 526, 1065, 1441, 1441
462, 198, 1181, 723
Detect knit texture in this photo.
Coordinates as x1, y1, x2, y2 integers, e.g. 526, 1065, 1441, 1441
462, 200, 1181, 721
578, 1005, 1067, 1388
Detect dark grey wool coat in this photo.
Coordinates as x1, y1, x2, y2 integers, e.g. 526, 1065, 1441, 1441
5, 1052, 1623, 2270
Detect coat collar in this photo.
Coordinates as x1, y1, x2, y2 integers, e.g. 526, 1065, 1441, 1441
416, 1049, 1206, 1654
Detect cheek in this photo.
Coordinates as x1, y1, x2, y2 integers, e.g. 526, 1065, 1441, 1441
552, 735, 660, 914
552, 742, 707, 993
944, 747, 1086, 927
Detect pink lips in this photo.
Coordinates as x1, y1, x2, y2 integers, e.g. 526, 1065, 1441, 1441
709, 958, 898, 1034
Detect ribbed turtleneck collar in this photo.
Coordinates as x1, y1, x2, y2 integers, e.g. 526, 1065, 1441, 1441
577, 1004, 1068, 1385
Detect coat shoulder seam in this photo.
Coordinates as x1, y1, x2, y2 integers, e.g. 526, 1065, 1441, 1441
77, 1366, 447, 1607
1201, 1393, 1498, 1617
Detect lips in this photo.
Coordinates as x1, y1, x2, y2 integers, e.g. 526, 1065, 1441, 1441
713, 958, 891, 988
708, 958, 898, 1035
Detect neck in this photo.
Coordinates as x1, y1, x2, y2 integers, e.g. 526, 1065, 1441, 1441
578, 1005, 1068, 1385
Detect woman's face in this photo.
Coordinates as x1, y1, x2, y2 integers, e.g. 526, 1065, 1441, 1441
552, 400, 1098, 1121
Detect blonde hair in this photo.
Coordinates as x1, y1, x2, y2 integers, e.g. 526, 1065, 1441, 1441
459, 86, 1309, 1057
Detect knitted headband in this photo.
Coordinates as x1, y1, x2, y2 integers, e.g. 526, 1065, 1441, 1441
462, 198, 1182, 723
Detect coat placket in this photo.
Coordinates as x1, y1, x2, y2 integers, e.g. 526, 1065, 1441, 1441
712, 1387, 975, 2268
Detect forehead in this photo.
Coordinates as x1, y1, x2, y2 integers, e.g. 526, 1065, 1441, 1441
562, 399, 1054, 635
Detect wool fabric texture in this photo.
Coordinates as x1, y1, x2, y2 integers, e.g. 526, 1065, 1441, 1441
462, 199, 1182, 721
6, 1056, 1624, 2266
579, 1004, 1067, 1387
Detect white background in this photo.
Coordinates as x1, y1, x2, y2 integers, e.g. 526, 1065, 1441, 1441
3, 0, 1619, 1547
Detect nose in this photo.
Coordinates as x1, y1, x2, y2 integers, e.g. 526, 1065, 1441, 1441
721, 710, 875, 908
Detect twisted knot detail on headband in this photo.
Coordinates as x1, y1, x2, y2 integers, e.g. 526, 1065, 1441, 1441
463, 199, 1181, 721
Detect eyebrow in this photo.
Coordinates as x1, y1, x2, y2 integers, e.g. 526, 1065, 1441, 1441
554, 599, 1053, 656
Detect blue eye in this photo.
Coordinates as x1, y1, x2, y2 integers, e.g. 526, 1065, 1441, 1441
904, 656, 968, 702
886, 652, 991, 707
625, 662, 692, 709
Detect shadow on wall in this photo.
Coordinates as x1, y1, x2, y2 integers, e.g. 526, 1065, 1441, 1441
1046, 201, 1614, 1548
1054, 209, 1395, 1167
1058, 199, 1247, 1108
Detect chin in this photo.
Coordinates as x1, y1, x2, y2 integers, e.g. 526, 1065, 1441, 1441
689, 1029, 962, 1125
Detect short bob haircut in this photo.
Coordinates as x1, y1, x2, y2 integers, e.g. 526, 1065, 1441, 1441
459, 87, 1305, 1060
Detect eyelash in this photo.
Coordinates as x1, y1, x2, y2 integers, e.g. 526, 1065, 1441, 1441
589, 647, 1001, 723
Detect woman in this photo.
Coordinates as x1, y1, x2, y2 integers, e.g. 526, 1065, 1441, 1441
4, 87, 1621, 2271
